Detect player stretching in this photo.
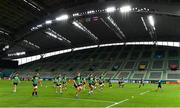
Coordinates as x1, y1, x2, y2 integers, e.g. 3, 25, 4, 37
139, 78, 144, 88
12, 73, 20, 93
73, 72, 83, 98
55, 74, 63, 94
87, 74, 94, 95
32, 73, 40, 96
62, 74, 67, 90
99, 75, 105, 91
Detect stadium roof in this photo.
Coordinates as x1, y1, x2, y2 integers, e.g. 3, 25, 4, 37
1, 0, 180, 59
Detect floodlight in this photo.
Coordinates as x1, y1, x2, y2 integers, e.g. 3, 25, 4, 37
120, 5, 131, 13
148, 15, 155, 27
45, 20, 52, 24
56, 14, 69, 21
105, 7, 116, 13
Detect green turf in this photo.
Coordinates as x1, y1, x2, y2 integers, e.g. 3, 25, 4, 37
0, 80, 180, 107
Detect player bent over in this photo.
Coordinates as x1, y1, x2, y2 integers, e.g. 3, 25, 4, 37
55, 74, 63, 94
32, 73, 40, 96
12, 73, 20, 93
87, 74, 94, 95
73, 72, 83, 97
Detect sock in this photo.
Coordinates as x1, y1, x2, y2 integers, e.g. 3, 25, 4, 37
32, 92, 34, 96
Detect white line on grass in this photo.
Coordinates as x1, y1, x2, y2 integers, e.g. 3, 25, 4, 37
56, 97, 115, 103
105, 99, 129, 108
139, 90, 150, 95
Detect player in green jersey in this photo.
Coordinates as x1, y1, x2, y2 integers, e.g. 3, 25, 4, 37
73, 72, 83, 97
87, 74, 94, 95
108, 78, 112, 88
62, 74, 67, 90
53, 76, 57, 88
12, 73, 20, 93
32, 73, 40, 96
55, 74, 63, 94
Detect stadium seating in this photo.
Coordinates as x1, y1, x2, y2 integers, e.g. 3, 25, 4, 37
4, 45, 180, 81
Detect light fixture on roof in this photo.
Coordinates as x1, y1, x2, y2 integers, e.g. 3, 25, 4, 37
23, 40, 40, 49
37, 24, 42, 28
0, 30, 9, 35
45, 28, 71, 44
45, 20, 52, 24
23, 0, 41, 11
87, 10, 95, 14
120, 5, 131, 13
148, 15, 155, 27
73, 13, 80, 17
72, 21, 98, 41
55, 14, 69, 21
8, 51, 26, 57
105, 7, 116, 13
45, 31, 62, 41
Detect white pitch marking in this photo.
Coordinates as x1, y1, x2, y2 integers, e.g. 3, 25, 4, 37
140, 90, 150, 95
106, 99, 129, 108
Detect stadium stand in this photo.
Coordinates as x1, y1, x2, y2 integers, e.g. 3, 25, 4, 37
1, 45, 180, 81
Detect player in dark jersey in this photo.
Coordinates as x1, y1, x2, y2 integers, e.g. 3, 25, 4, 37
93, 76, 98, 89
139, 78, 145, 88
118, 77, 125, 88
87, 74, 94, 95
108, 78, 112, 88
55, 74, 63, 94
12, 73, 20, 93
82, 77, 87, 90
32, 73, 40, 96
156, 80, 162, 91
73, 72, 83, 97
99, 75, 105, 90
62, 74, 67, 90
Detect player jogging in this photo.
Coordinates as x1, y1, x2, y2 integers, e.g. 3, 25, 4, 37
108, 78, 112, 88
32, 73, 40, 96
98, 75, 105, 91
87, 74, 94, 95
118, 78, 125, 88
82, 77, 86, 90
62, 74, 67, 90
53, 76, 57, 88
12, 73, 20, 93
73, 72, 83, 97
93, 76, 97, 89
55, 74, 63, 94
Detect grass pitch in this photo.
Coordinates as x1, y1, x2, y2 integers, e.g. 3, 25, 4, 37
0, 80, 180, 107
